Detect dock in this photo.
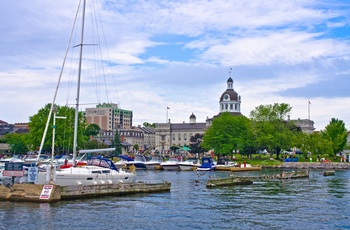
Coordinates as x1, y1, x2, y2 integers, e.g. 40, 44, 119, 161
215, 165, 262, 172
0, 181, 171, 203
206, 177, 253, 187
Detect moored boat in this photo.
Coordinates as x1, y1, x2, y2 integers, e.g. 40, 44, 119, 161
144, 155, 164, 170
160, 157, 180, 171
178, 158, 200, 171
196, 157, 216, 171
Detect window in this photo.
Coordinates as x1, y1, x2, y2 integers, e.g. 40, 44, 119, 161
178, 133, 181, 141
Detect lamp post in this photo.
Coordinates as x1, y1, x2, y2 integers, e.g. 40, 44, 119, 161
50, 107, 66, 184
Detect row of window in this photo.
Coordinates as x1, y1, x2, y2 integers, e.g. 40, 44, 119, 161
221, 103, 239, 111
172, 133, 193, 141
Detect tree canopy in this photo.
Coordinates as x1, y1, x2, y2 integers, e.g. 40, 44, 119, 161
322, 118, 348, 155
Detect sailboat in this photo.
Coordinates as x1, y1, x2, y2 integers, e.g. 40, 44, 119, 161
34, 0, 136, 186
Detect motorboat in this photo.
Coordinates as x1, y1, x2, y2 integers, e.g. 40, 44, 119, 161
35, 157, 135, 186
114, 155, 134, 168
196, 157, 216, 171
178, 158, 200, 171
160, 157, 180, 171
125, 155, 147, 170
144, 155, 164, 170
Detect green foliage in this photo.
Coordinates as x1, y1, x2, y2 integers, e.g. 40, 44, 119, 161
249, 103, 296, 158
202, 112, 252, 155
28, 103, 87, 154
189, 133, 205, 153
322, 118, 348, 155
143, 122, 156, 128
84, 123, 101, 137
5, 133, 29, 154
111, 131, 122, 155
296, 132, 333, 157
84, 139, 108, 150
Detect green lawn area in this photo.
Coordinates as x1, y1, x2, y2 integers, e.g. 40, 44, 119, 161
226, 153, 342, 167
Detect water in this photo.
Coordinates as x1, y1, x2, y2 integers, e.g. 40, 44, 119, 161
1, 169, 350, 230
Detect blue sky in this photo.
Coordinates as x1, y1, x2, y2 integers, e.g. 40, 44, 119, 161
0, 0, 350, 131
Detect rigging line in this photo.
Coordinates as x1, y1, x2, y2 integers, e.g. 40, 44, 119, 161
95, 0, 120, 104
36, 0, 82, 160
92, 0, 110, 104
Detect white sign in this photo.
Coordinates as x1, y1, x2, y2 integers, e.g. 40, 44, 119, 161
28, 167, 38, 182
40, 185, 54, 199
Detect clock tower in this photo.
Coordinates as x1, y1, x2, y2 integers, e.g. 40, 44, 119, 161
219, 77, 241, 115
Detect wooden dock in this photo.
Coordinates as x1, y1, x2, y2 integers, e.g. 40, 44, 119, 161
215, 165, 262, 172
0, 181, 171, 203
206, 177, 253, 187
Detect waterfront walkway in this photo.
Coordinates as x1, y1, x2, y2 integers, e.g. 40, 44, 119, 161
272, 162, 350, 169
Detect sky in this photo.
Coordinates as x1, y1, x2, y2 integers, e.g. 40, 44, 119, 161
0, 0, 350, 131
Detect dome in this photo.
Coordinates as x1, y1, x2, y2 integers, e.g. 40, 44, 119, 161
189, 113, 196, 119
227, 77, 233, 83
220, 89, 239, 101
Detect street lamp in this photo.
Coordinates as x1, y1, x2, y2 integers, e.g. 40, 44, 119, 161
50, 107, 66, 184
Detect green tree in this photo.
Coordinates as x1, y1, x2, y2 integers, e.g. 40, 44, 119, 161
5, 133, 29, 154
295, 132, 333, 158
202, 112, 252, 157
28, 103, 87, 154
84, 139, 108, 150
250, 103, 295, 158
111, 131, 122, 155
322, 118, 348, 156
84, 123, 101, 137
143, 122, 156, 128
189, 133, 205, 154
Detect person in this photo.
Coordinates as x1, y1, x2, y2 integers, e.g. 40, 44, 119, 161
317, 155, 320, 162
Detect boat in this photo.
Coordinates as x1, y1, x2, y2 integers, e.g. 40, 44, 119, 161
144, 155, 164, 170
114, 155, 134, 168
32, 0, 135, 186
125, 155, 147, 170
178, 158, 200, 171
160, 157, 180, 171
36, 156, 135, 186
196, 157, 216, 171
215, 161, 238, 171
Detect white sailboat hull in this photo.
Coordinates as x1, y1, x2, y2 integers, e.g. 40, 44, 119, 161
36, 166, 136, 186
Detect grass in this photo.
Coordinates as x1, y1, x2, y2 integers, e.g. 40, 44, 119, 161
225, 153, 343, 167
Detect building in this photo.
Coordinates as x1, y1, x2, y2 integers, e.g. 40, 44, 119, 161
85, 103, 133, 131
154, 77, 242, 152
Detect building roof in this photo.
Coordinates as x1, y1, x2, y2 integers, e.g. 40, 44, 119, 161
0, 120, 8, 125
220, 89, 239, 101
171, 122, 206, 131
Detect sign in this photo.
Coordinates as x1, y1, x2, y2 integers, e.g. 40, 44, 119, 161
3, 170, 24, 177
40, 185, 54, 199
5, 162, 23, 171
28, 167, 38, 183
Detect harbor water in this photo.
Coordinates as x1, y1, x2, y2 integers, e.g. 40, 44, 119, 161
1, 169, 350, 230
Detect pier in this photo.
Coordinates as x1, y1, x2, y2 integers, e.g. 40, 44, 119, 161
0, 181, 171, 203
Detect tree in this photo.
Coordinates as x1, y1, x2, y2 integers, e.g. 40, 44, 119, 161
5, 133, 29, 154
28, 103, 87, 154
111, 131, 122, 155
202, 112, 252, 157
322, 118, 348, 156
84, 124, 101, 137
189, 133, 205, 154
143, 122, 156, 128
249, 103, 295, 159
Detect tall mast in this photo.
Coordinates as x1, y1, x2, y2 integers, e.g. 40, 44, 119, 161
73, 0, 86, 166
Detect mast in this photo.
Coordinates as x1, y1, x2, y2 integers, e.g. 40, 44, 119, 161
73, 0, 86, 166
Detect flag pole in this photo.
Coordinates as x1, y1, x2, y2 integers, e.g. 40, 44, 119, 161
308, 100, 311, 120
166, 107, 169, 123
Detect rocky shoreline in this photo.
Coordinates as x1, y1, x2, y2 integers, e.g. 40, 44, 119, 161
266, 162, 350, 170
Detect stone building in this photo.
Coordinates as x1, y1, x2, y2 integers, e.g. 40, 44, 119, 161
154, 77, 242, 152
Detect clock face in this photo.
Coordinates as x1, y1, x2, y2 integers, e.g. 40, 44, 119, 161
224, 94, 229, 100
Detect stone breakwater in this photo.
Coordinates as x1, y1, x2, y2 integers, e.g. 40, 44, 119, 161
267, 162, 350, 170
